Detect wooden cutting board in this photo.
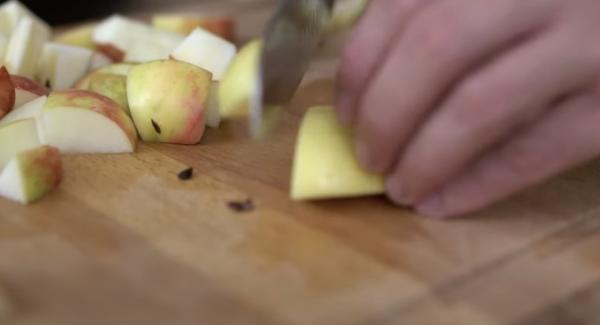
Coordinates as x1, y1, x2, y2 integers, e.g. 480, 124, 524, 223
2, 2, 600, 324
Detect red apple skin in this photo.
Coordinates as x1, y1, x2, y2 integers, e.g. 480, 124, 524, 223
96, 44, 125, 62
0, 66, 16, 119
47, 90, 138, 147
201, 17, 235, 42
10, 75, 50, 96
27, 146, 63, 195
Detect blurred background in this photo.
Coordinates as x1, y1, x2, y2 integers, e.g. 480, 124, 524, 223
19, 0, 273, 25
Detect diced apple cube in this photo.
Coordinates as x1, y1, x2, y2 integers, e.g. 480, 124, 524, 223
37, 43, 94, 90
171, 27, 236, 81
4, 16, 51, 78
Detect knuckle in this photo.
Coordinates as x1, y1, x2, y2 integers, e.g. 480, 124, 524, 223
405, 5, 466, 61
498, 140, 547, 176
449, 76, 506, 128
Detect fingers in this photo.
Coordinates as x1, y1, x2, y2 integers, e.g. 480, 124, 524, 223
416, 91, 600, 218
354, 0, 554, 174
387, 26, 600, 206
336, 0, 431, 125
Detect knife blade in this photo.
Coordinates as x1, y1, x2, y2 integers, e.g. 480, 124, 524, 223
250, 0, 335, 139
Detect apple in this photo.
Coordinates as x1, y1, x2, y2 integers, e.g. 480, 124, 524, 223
0, 33, 8, 59
291, 106, 384, 200
4, 16, 51, 79
0, 1, 50, 34
0, 95, 46, 136
0, 145, 62, 204
93, 15, 184, 63
88, 52, 112, 71
324, 0, 369, 34
127, 60, 211, 144
0, 118, 41, 166
11, 75, 49, 108
36, 43, 94, 90
0, 66, 16, 119
125, 32, 184, 63
205, 82, 220, 128
170, 27, 236, 81
152, 14, 235, 41
218, 39, 261, 119
54, 23, 96, 50
42, 90, 137, 154
87, 73, 129, 115
75, 62, 136, 89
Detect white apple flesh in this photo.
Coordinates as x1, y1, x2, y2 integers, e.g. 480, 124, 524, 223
93, 15, 183, 63
0, 118, 41, 166
4, 16, 51, 79
42, 90, 138, 154
170, 27, 236, 81
37, 42, 94, 90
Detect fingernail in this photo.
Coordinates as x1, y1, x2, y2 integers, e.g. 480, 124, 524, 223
416, 194, 446, 219
386, 180, 411, 206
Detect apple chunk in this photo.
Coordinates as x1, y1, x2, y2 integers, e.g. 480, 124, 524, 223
218, 39, 261, 119
87, 73, 129, 115
54, 23, 96, 50
37, 43, 94, 91
0, 33, 8, 59
11, 75, 48, 108
127, 60, 211, 144
0, 118, 41, 166
75, 62, 136, 90
0, 145, 62, 204
152, 14, 235, 41
4, 16, 51, 78
171, 27, 236, 81
43, 90, 137, 154
93, 15, 184, 63
0, 66, 16, 119
291, 106, 384, 200
0, 96, 46, 128
0, 1, 50, 34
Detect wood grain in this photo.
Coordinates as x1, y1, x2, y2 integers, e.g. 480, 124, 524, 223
3, 1, 600, 324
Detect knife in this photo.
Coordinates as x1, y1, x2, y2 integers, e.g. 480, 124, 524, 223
250, 0, 335, 139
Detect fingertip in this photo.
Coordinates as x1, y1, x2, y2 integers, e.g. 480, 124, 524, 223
415, 193, 449, 219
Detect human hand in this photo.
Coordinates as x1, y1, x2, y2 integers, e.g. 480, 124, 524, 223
336, 0, 600, 218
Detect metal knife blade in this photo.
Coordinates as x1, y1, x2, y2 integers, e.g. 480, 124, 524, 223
250, 0, 335, 138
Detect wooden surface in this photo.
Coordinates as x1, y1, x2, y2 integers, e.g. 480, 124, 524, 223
3, 2, 600, 324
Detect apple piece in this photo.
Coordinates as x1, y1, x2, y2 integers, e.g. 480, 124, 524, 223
126, 31, 184, 63
75, 62, 136, 89
88, 52, 112, 71
87, 73, 129, 115
0, 1, 50, 34
54, 23, 96, 49
0, 118, 41, 166
36, 43, 94, 91
0, 33, 8, 59
0, 66, 16, 119
93, 15, 184, 63
42, 90, 137, 154
171, 27, 236, 81
4, 16, 51, 79
127, 60, 211, 144
152, 14, 235, 41
218, 39, 261, 119
324, 0, 369, 33
0, 95, 46, 135
11, 75, 49, 108
0, 145, 62, 204
205, 82, 220, 128
291, 106, 384, 200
